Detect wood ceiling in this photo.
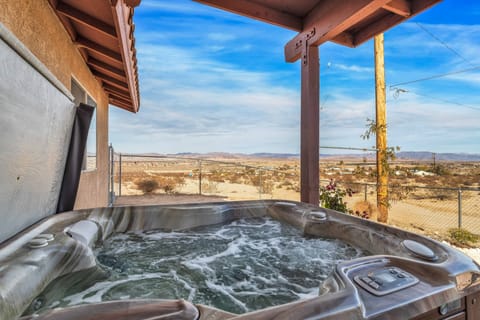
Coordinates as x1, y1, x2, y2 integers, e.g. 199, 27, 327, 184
194, 0, 442, 61
48, 0, 140, 113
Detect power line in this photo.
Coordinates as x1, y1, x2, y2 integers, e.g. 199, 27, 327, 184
415, 22, 475, 67
389, 65, 480, 87
390, 87, 480, 111
320, 146, 378, 152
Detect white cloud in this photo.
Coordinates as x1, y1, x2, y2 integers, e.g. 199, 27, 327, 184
109, 1, 480, 154
332, 63, 373, 73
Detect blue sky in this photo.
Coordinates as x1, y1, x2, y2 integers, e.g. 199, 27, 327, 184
109, 0, 480, 155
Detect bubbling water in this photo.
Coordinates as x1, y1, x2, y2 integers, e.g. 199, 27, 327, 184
33, 217, 367, 314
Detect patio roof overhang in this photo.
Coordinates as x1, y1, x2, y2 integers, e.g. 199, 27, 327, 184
48, 0, 141, 113
194, 0, 441, 57
194, 0, 442, 205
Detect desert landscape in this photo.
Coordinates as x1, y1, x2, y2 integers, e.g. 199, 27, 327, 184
109, 153, 480, 241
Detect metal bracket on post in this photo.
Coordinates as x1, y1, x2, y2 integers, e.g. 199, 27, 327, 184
301, 28, 316, 65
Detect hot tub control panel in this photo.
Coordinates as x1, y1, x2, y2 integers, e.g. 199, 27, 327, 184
354, 267, 419, 296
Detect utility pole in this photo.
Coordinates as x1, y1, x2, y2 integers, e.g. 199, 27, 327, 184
374, 34, 388, 223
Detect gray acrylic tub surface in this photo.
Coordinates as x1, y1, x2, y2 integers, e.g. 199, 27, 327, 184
1, 200, 479, 320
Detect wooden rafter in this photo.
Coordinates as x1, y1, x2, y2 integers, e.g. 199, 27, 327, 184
104, 88, 131, 100
103, 83, 130, 96
109, 94, 132, 106
285, 0, 390, 62
193, 0, 303, 31
383, 0, 411, 17
75, 37, 122, 63
88, 58, 126, 80
92, 70, 128, 90
56, 2, 117, 39
109, 97, 133, 111
354, 13, 404, 46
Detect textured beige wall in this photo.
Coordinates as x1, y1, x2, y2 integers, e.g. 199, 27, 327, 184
0, 0, 110, 209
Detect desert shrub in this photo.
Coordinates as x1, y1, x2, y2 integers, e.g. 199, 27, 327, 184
201, 180, 219, 194
279, 180, 293, 188
319, 179, 352, 213
259, 180, 274, 195
135, 179, 159, 194
351, 201, 377, 220
389, 183, 414, 202
157, 176, 184, 194
448, 228, 479, 247
432, 164, 450, 176
227, 173, 242, 184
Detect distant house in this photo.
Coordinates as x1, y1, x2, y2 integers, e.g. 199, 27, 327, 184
0, 0, 140, 242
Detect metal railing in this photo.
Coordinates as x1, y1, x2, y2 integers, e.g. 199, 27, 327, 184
108, 152, 480, 235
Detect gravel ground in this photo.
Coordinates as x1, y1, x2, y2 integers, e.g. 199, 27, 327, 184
443, 242, 480, 265
114, 194, 226, 206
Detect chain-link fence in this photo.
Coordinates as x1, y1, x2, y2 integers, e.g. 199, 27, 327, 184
329, 179, 480, 235
109, 153, 300, 203
108, 152, 479, 236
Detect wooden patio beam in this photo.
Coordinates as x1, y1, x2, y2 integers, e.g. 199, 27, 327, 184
383, 0, 411, 17
193, 0, 303, 32
75, 37, 122, 63
88, 58, 126, 80
56, 2, 117, 39
285, 0, 390, 62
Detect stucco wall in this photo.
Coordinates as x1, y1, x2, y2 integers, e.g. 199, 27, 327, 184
0, 0, 109, 209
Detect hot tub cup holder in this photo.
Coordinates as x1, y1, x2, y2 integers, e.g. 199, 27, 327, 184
308, 210, 327, 221
27, 233, 55, 249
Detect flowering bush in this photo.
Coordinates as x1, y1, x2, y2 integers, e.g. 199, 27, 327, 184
319, 179, 353, 213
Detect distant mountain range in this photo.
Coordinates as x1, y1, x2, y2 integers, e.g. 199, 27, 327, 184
159, 151, 480, 161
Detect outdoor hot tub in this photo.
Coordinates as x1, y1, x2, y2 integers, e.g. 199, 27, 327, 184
1, 200, 479, 320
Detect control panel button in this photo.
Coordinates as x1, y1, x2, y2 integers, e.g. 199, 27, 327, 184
354, 267, 419, 296
369, 282, 380, 289
361, 276, 373, 284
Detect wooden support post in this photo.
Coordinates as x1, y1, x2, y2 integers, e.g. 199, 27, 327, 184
300, 45, 320, 205
374, 34, 388, 222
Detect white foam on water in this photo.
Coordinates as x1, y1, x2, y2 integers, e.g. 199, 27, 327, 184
33, 217, 368, 315
205, 280, 249, 313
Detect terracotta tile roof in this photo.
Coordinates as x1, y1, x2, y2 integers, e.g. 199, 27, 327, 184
48, 0, 140, 112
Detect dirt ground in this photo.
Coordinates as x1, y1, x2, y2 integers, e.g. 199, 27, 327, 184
114, 194, 226, 206
112, 155, 480, 237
